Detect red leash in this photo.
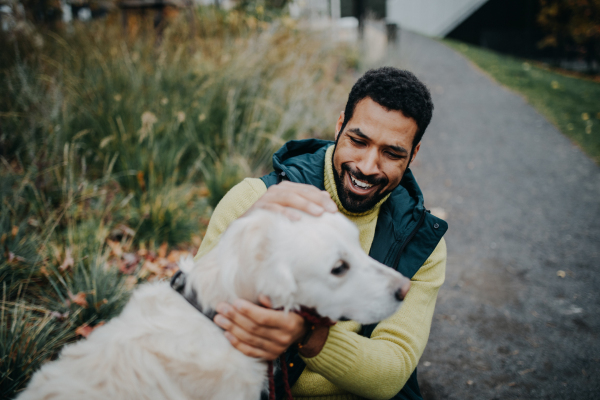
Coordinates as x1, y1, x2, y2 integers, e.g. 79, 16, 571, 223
267, 307, 336, 400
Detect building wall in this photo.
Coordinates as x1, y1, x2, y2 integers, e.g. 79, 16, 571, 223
386, 0, 488, 37
446, 0, 544, 58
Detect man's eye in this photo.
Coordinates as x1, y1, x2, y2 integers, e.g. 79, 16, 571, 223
349, 137, 365, 146
386, 152, 402, 159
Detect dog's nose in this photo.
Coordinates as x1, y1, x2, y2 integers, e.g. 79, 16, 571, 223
395, 279, 411, 301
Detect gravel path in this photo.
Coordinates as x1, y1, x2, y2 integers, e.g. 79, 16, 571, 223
373, 30, 600, 399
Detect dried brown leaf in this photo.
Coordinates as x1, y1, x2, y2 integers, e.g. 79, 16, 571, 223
158, 242, 168, 259
118, 252, 139, 274
68, 291, 89, 308
60, 248, 74, 271
167, 250, 181, 263
125, 276, 138, 290
50, 311, 69, 321
519, 368, 535, 376
94, 298, 109, 308
141, 260, 162, 275
75, 321, 105, 338
107, 239, 123, 257
75, 324, 93, 337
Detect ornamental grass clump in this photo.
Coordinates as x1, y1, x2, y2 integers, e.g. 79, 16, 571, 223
0, 7, 356, 398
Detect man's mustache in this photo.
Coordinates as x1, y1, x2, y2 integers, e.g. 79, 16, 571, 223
341, 164, 388, 187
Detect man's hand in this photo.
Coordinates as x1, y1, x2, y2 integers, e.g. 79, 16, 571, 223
248, 181, 338, 220
214, 295, 307, 360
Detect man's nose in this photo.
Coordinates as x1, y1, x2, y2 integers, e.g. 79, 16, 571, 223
356, 149, 380, 176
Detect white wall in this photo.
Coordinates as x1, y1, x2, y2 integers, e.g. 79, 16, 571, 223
386, 0, 489, 37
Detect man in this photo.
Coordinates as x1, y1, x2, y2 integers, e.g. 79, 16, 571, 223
194, 67, 447, 399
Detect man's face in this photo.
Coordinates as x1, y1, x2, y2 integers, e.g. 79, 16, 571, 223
333, 97, 420, 213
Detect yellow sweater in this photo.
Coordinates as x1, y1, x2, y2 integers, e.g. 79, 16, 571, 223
196, 145, 446, 400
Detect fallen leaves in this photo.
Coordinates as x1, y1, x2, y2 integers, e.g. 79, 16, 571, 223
106, 239, 193, 281
125, 276, 138, 290
107, 240, 123, 258
519, 368, 535, 376
75, 321, 105, 338
118, 252, 139, 274
68, 291, 89, 308
60, 248, 74, 271
50, 311, 69, 321
158, 242, 168, 259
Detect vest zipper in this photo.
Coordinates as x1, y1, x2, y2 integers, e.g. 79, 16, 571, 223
392, 208, 428, 271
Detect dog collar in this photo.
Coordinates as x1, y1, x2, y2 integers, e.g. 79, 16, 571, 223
170, 270, 217, 321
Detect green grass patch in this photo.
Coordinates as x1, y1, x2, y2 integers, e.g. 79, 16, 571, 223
443, 39, 600, 165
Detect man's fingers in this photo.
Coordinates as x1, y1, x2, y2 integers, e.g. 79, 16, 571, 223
279, 183, 337, 213
223, 332, 278, 361
215, 311, 290, 349
258, 294, 273, 308
260, 182, 337, 215
267, 191, 326, 216
232, 299, 285, 329
223, 321, 286, 354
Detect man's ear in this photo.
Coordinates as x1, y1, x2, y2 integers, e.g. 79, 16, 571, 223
410, 142, 421, 164
335, 111, 344, 140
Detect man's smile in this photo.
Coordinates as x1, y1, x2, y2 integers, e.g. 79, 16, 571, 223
345, 170, 379, 196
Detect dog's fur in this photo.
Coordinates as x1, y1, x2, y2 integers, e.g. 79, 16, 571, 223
19, 209, 410, 400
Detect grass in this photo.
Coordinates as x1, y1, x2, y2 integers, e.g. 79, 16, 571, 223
0, 8, 357, 398
443, 39, 600, 165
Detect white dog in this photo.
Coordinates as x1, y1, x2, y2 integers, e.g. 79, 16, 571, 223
19, 209, 411, 400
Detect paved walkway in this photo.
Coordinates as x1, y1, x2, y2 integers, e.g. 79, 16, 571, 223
373, 30, 600, 399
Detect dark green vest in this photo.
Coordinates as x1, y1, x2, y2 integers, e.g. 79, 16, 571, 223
260, 139, 448, 400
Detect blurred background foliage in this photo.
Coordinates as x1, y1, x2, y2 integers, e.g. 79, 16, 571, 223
0, 6, 357, 397
537, 0, 600, 71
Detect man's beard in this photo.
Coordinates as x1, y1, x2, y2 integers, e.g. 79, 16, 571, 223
332, 162, 390, 213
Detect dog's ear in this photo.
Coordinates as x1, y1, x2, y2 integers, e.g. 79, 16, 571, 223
257, 261, 297, 312
216, 209, 283, 301
233, 210, 298, 309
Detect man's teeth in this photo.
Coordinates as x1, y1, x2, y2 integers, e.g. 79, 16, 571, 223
351, 175, 373, 189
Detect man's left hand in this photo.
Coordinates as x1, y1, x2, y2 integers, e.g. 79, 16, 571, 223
214, 295, 307, 361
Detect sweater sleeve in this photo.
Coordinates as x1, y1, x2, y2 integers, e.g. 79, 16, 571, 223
194, 178, 267, 260
300, 238, 447, 400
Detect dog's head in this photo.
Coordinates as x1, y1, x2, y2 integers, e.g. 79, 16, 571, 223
191, 209, 410, 325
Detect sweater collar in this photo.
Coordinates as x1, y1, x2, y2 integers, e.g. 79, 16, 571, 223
323, 145, 390, 218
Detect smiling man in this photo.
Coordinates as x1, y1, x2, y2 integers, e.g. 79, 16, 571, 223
195, 67, 448, 400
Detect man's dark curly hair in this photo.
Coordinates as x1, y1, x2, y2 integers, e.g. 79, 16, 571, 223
339, 67, 434, 150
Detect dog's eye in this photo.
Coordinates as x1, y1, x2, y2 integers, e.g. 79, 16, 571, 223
331, 260, 349, 276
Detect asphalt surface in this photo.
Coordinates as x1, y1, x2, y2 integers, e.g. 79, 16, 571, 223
372, 31, 600, 399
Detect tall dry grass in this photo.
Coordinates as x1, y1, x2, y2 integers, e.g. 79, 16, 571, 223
0, 8, 357, 397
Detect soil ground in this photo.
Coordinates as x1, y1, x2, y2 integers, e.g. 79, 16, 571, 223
372, 30, 600, 399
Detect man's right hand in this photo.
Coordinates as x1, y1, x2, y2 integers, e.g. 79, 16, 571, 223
248, 181, 338, 220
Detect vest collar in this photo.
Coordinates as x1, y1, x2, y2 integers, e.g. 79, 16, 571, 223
269, 139, 428, 239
